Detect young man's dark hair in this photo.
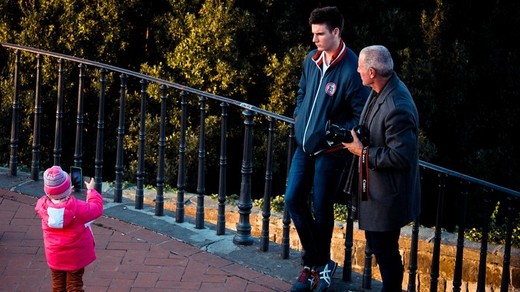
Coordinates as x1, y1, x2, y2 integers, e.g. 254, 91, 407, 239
308, 6, 344, 33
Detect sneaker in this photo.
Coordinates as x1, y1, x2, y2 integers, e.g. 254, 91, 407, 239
291, 266, 318, 292
315, 260, 338, 292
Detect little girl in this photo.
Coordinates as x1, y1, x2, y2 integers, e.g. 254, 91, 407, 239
35, 166, 103, 291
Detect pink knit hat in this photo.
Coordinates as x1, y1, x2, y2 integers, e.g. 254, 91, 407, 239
43, 166, 72, 200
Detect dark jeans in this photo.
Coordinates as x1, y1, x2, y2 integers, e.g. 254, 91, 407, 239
365, 229, 404, 292
51, 268, 85, 292
284, 146, 348, 267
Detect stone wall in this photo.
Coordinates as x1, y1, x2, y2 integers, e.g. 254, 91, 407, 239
127, 189, 519, 291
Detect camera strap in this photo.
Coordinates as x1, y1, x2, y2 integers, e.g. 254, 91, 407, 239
317, 144, 346, 155
343, 156, 359, 220
359, 146, 369, 201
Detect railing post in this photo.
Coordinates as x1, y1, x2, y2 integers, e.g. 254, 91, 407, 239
453, 181, 469, 292
176, 91, 188, 223
31, 54, 42, 180
53, 58, 65, 166
94, 68, 107, 193
114, 73, 127, 203
500, 197, 515, 292
409, 165, 426, 291
362, 244, 372, 289
260, 117, 275, 252
9, 50, 20, 176
430, 173, 447, 291
343, 209, 354, 281
407, 219, 419, 291
155, 85, 167, 216
477, 194, 492, 292
73, 63, 85, 168
217, 102, 228, 235
281, 123, 295, 259
233, 109, 255, 246
195, 95, 207, 229
135, 79, 148, 209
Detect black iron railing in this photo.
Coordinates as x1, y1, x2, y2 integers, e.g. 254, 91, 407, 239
1, 42, 518, 291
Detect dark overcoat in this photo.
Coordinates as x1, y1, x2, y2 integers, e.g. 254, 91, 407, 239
358, 72, 421, 231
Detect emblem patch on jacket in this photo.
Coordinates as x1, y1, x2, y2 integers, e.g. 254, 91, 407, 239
324, 82, 337, 96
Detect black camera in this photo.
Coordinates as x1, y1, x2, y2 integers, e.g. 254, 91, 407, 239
326, 124, 370, 146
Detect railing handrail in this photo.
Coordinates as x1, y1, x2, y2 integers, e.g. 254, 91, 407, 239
3, 42, 518, 198
1, 42, 294, 124
419, 160, 519, 197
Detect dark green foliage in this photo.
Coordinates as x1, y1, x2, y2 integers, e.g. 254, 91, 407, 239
465, 201, 520, 248
0, 1, 518, 233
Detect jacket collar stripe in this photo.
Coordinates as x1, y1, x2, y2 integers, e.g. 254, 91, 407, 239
312, 39, 348, 68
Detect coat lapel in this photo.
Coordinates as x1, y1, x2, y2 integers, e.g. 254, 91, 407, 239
362, 73, 399, 126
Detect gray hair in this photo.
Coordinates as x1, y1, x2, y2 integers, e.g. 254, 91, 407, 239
360, 45, 394, 77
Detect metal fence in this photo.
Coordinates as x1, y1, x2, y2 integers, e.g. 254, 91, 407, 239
1, 42, 518, 291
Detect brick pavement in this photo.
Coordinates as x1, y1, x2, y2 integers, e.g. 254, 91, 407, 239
0, 168, 377, 291
0, 190, 292, 291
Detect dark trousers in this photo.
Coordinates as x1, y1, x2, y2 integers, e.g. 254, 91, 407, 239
51, 268, 85, 292
365, 229, 404, 292
284, 147, 348, 267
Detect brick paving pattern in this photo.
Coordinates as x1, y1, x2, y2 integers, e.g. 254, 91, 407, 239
0, 190, 292, 291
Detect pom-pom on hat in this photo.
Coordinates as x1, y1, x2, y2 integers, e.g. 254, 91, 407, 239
43, 166, 72, 200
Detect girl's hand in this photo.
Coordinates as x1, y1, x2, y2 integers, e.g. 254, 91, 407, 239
84, 177, 95, 190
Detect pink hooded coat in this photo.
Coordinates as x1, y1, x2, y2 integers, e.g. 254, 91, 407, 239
35, 189, 103, 271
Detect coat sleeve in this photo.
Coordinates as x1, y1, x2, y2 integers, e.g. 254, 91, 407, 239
368, 101, 419, 170
34, 196, 47, 219
75, 189, 104, 223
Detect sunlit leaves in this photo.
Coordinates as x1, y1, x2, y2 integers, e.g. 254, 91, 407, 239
165, 0, 254, 97
262, 44, 307, 116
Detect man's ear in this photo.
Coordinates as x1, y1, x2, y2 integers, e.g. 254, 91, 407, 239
369, 67, 376, 79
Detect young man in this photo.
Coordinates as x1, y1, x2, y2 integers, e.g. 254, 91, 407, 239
284, 6, 369, 292
343, 45, 421, 291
